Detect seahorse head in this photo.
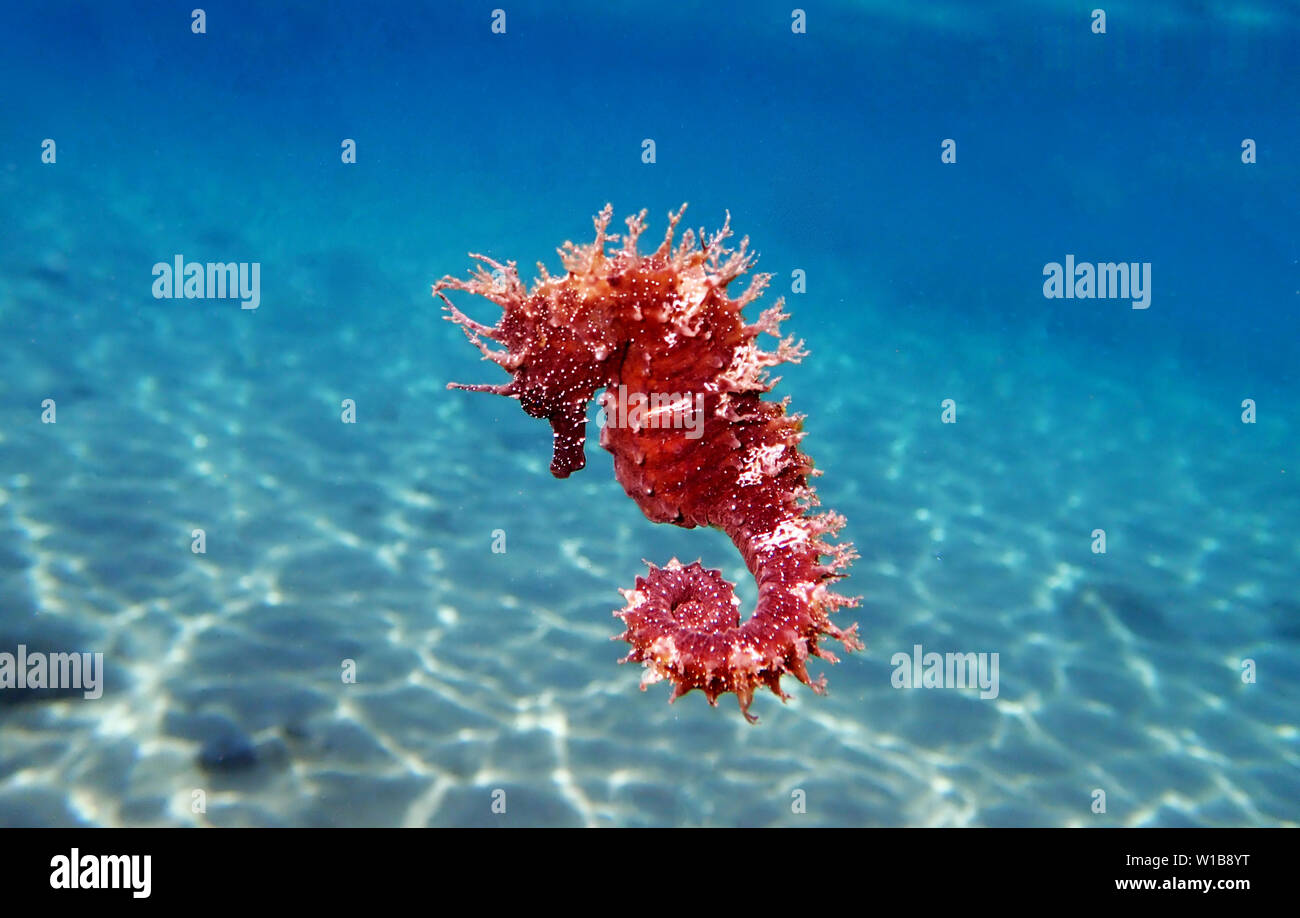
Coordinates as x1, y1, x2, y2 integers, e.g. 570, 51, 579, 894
435, 248, 626, 477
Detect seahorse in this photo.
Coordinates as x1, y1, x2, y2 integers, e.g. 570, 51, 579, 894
435, 205, 861, 721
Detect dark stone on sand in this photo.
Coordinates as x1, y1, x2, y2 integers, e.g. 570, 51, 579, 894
198, 732, 259, 773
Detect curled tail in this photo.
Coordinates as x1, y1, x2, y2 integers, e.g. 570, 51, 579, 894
615, 513, 861, 722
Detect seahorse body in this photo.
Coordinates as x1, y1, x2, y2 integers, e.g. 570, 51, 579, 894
436, 205, 860, 721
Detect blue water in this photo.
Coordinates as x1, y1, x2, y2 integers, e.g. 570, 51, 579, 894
0, 0, 1296, 826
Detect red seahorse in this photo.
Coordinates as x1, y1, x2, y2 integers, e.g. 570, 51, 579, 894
435, 205, 861, 721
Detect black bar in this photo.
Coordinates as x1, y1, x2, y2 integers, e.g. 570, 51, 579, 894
0, 828, 1281, 904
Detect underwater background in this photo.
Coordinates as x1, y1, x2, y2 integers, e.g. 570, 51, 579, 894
0, 0, 1296, 827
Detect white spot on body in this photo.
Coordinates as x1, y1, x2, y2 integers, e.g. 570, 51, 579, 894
751, 519, 810, 553
737, 442, 787, 486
